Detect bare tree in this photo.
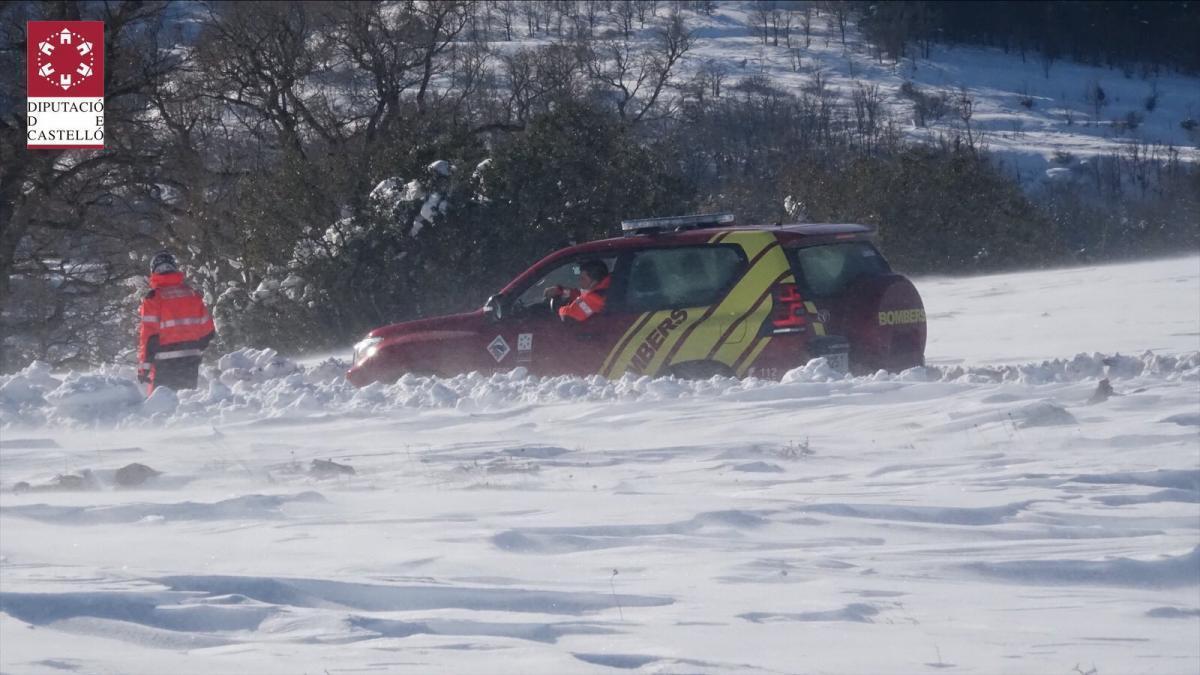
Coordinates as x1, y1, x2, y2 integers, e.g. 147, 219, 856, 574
956, 86, 977, 152
751, 1, 772, 45
0, 1, 187, 369
634, 0, 657, 27
495, 0, 516, 40
522, 0, 541, 36
551, 0, 570, 37
788, 47, 803, 72
585, 10, 693, 124
465, 0, 485, 41
702, 59, 728, 99
688, 58, 728, 104
1084, 80, 1108, 123
799, 2, 813, 48
194, 3, 333, 155
175, 0, 477, 321
769, 3, 792, 47
852, 83, 884, 152
583, 0, 605, 38
822, 0, 850, 48
491, 41, 591, 130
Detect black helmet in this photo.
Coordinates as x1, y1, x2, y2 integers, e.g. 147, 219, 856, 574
151, 250, 178, 274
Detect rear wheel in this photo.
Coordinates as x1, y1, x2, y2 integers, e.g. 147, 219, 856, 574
668, 361, 735, 380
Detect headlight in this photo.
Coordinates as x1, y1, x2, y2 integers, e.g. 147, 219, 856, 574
352, 336, 383, 365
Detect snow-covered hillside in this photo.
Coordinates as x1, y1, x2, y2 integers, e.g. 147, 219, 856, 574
488, 1, 1199, 180
1, 256, 1197, 674
675, 3, 1200, 177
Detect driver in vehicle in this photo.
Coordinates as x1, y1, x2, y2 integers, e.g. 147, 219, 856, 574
543, 259, 611, 322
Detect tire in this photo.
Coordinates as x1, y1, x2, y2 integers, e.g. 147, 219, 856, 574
668, 361, 735, 380
840, 274, 927, 373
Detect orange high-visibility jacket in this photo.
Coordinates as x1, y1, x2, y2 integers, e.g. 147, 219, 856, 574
558, 276, 611, 322
138, 272, 215, 374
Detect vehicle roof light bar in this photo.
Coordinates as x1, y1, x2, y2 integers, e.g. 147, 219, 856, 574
621, 212, 735, 235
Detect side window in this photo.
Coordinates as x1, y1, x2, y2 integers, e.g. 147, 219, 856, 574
620, 246, 744, 311
788, 242, 891, 298
515, 257, 616, 309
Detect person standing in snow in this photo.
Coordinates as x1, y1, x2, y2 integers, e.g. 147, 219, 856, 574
138, 251, 215, 393
543, 259, 611, 322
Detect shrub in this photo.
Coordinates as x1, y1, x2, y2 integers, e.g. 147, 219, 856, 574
1114, 110, 1144, 132
899, 82, 949, 127
1051, 150, 1075, 165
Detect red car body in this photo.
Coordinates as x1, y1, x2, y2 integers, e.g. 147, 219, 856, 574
346, 222, 926, 386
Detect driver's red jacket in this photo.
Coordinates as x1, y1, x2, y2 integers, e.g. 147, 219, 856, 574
558, 276, 611, 322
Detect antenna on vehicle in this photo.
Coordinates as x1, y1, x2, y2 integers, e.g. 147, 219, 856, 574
620, 212, 735, 236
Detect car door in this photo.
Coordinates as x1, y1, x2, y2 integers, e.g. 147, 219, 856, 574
785, 241, 892, 339
786, 241, 924, 372
497, 256, 630, 377
600, 244, 750, 378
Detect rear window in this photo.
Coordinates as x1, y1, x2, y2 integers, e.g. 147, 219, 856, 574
620, 245, 745, 311
788, 242, 891, 298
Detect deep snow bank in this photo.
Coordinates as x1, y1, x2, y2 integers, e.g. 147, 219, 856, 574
2, 348, 1196, 429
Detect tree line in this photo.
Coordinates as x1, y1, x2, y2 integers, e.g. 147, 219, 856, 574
1, 1, 1195, 371
859, 1, 1200, 74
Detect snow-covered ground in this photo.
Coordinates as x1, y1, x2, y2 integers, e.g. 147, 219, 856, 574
2, 255, 1198, 674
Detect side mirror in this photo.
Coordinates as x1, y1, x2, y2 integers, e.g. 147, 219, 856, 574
484, 294, 504, 322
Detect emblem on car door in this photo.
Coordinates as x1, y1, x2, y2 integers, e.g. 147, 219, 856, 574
516, 333, 533, 362
487, 335, 511, 362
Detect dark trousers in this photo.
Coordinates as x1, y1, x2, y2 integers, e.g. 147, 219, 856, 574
153, 357, 202, 391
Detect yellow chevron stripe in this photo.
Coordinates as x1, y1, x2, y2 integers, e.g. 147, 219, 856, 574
664, 232, 778, 368
602, 230, 744, 378
721, 231, 773, 261
603, 309, 673, 377
636, 307, 710, 376
603, 230, 804, 378
601, 311, 653, 376
708, 237, 794, 369
736, 336, 772, 376
709, 277, 794, 368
